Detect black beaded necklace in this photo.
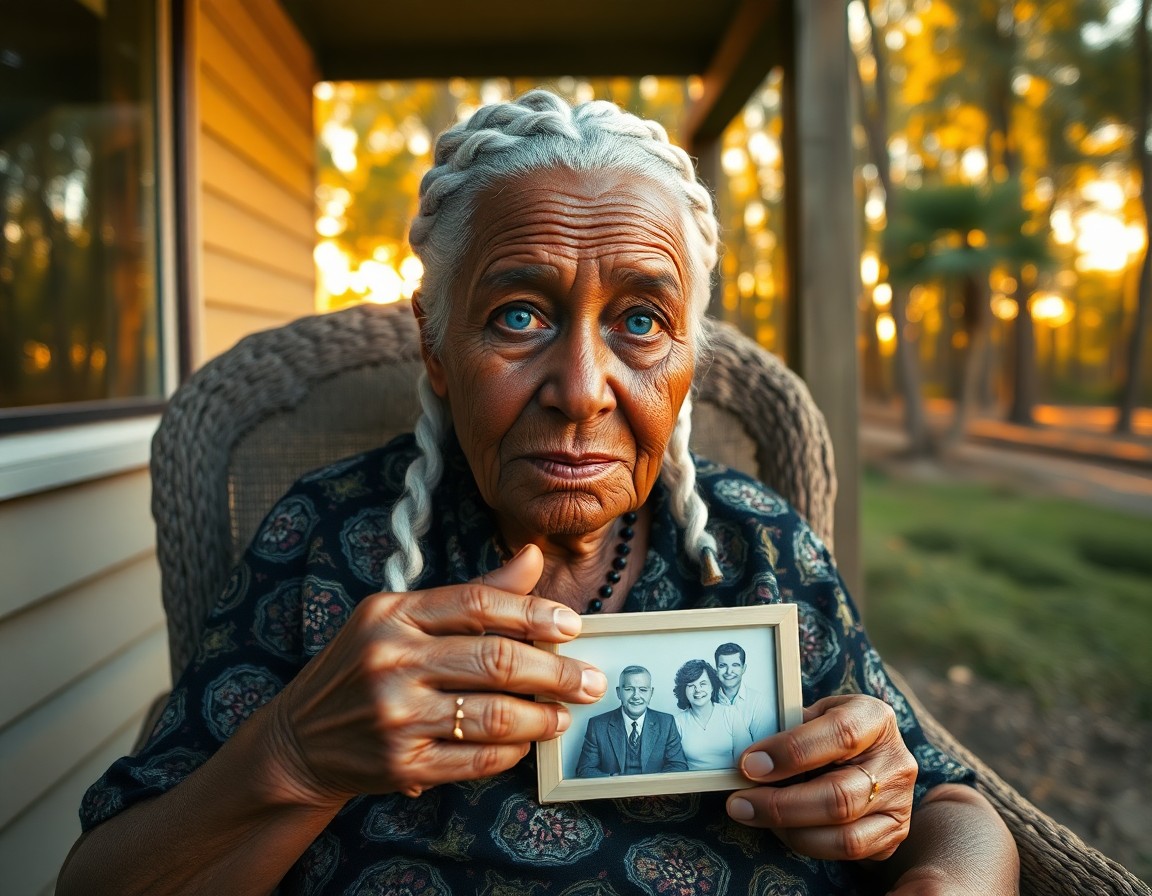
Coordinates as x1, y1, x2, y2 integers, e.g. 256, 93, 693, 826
587, 511, 638, 614
493, 511, 639, 616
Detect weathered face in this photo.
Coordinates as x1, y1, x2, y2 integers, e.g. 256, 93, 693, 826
617, 670, 654, 719
422, 167, 696, 542
716, 653, 745, 693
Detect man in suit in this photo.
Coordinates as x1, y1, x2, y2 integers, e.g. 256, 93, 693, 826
715, 642, 777, 743
575, 665, 688, 777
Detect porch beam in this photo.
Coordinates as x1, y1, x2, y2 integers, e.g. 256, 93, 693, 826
681, 0, 784, 152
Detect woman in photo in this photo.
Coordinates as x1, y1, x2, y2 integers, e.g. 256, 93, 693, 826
672, 659, 754, 770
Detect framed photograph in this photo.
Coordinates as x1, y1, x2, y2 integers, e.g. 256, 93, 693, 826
535, 604, 802, 803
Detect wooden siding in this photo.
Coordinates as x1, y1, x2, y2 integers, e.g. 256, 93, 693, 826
0, 470, 165, 894
194, 0, 319, 366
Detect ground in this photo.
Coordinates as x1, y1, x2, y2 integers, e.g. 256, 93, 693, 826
859, 404, 1152, 884
899, 664, 1152, 885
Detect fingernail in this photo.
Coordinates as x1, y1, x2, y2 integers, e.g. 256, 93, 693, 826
581, 668, 608, 697
555, 706, 572, 733
727, 797, 754, 821
743, 751, 774, 778
554, 607, 581, 636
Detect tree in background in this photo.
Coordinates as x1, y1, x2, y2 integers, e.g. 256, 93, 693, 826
852, 0, 935, 456
1117, 0, 1151, 432
885, 180, 1050, 447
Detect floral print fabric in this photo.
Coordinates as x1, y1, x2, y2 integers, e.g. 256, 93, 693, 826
80, 434, 974, 895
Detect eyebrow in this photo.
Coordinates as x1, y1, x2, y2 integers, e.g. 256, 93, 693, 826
612, 269, 682, 298
477, 265, 557, 292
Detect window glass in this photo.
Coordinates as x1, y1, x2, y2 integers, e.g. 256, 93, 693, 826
0, 0, 161, 429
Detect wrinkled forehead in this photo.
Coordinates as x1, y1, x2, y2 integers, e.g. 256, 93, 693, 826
620, 672, 652, 688
462, 166, 693, 278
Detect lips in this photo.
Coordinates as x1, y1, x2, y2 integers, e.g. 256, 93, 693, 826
524, 452, 622, 481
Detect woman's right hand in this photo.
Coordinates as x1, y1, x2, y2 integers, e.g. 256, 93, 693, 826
260, 544, 607, 807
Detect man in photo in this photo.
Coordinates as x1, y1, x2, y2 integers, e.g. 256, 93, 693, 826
574, 665, 688, 777
714, 642, 777, 743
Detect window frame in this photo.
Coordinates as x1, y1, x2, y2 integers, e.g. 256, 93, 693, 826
0, 0, 180, 493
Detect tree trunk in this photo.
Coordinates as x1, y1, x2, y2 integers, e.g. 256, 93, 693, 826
1007, 287, 1039, 423
889, 282, 934, 454
1116, 0, 1151, 433
856, 1, 935, 456
991, 0, 1040, 425
946, 271, 993, 448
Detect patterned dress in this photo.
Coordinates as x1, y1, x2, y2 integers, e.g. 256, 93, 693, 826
80, 434, 974, 895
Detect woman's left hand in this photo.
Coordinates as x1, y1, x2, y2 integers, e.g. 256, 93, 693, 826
725, 694, 918, 861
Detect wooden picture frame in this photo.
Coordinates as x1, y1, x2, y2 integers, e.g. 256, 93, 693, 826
535, 604, 803, 803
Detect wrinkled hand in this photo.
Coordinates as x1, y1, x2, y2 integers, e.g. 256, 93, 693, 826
263, 546, 608, 806
725, 694, 918, 861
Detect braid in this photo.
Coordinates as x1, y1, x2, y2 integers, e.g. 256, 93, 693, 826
661, 395, 723, 585
398, 88, 725, 589
383, 371, 449, 592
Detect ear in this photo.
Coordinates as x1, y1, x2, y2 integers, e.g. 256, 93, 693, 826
412, 292, 448, 399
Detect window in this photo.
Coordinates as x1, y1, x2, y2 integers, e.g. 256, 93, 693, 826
0, 0, 163, 431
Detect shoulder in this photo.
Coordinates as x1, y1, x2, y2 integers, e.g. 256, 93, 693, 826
684, 454, 838, 598
292, 433, 418, 498
690, 455, 797, 525
241, 434, 419, 573
648, 708, 675, 724
587, 709, 616, 727
264, 434, 418, 523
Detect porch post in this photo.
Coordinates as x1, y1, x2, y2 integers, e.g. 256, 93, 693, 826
784, 0, 863, 599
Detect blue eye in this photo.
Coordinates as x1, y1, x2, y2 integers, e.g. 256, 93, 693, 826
625, 313, 655, 335
502, 307, 535, 330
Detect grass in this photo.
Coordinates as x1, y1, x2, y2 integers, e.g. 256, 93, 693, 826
860, 466, 1152, 720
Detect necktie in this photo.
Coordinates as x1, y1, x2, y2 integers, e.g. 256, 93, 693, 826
629, 720, 639, 749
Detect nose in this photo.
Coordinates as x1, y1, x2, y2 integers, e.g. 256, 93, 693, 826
539, 322, 617, 422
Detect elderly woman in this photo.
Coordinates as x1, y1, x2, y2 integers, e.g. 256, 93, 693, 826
673, 659, 754, 770
59, 90, 1018, 895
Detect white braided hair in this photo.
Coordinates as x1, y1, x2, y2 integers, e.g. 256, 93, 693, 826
383, 89, 723, 593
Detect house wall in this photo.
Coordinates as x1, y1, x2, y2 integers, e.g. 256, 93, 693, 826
0, 2, 317, 892
193, 0, 318, 362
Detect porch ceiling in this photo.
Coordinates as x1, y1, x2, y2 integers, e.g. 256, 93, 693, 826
278, 0, 789, 144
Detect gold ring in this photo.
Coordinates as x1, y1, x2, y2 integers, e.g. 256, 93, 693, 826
849, 763, 880, 802
452, 697, 465, 740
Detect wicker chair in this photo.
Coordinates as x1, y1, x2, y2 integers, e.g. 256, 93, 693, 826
149, 301, 1148, 895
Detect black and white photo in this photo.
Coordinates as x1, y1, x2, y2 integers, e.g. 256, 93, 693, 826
536, 605, 802, 802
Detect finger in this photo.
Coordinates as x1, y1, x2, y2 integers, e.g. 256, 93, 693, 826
378, 579, 582, 644
770, 811, 909, 862
437, 693, 572, 744
420, 633, 607, 703
473, 543, 543, 594
397, 741, 536, 797
726, 763, 886, 830
739, 696, 892, 781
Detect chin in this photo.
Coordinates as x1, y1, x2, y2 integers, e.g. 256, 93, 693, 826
518, 492, 624, 536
